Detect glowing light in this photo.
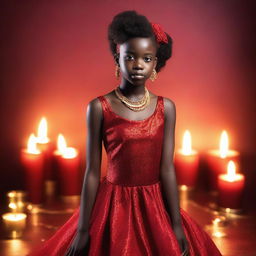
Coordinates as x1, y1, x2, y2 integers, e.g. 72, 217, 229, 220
180, 185, 188, 191
219, 130, 229, 158
181, 130, 192, 155
62, 147, 78, 159
221, 160, 243, 182
27, 134, 40, 154
2, 213, 27, 221
37, 117, 49, 143
57, 134, 67, 154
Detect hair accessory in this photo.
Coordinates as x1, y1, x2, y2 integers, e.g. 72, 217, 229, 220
150, 22, 168, 44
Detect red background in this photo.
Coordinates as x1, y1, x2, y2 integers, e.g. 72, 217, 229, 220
1, 1, 255, 200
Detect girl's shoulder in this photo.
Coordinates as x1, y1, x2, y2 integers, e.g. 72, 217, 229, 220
162, 96, 176, 120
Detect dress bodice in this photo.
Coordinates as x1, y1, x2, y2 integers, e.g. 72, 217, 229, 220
98, 95, 165, 186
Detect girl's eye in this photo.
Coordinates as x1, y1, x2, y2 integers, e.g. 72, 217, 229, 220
125, 55, 134, 60
145, 57, 152, 62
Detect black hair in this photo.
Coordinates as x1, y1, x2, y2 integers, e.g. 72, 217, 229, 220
107, 10, 173, 72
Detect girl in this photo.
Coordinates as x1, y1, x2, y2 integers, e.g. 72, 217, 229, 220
29, 10, 222, 256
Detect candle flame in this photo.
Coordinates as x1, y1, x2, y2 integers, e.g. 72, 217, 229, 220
181, 130, 192, 155
62, 147, 78, 159
2, 213, 27, 221
37, 117, 49, 143
27, 134, 40, 154
57, 134, 67, 154
226, 160, 236, 182
219, 130, 229, 158
9, 203, 17, 210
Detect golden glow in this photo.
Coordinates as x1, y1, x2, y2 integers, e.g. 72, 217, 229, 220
212, 231, 226, 238
180, 185, 188, 191
219, 160, 244, 182
219, 130, 228, 158
37, 117, 49, 143
227, 161, 236, 181
57, 134, 67, 154
27, 133, 40, 154
181, 130, 192, 155
62, 147, 78, 159
2, 213, 27, 221
8, 202, 24, 210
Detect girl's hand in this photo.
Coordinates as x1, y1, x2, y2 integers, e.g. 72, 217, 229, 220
64, 230, 90, 256
173, 225, 190, 256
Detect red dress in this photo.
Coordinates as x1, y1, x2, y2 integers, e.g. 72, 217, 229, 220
28, 95, 222, 256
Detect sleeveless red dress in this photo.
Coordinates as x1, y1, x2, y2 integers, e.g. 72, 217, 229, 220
28, 95, 222, 256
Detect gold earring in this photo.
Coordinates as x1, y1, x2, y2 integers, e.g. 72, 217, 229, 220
115, 65, 120, 79
150, 69, 157, 82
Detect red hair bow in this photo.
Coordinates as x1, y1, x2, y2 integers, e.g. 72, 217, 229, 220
151, 22, 168, 44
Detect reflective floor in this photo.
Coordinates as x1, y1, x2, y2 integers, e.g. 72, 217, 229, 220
0, 188, 255, 256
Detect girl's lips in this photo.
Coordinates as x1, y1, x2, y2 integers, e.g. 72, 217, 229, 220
130, 74, 144, 79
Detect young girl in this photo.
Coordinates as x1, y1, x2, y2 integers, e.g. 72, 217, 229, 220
29, 10, 222, 256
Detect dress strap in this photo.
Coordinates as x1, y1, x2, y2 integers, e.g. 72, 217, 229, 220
97, 96, 109, 114
159, 96, 164, 118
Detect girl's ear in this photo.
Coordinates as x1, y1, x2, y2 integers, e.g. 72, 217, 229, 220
114, 53, 120, 66
154, 56, 158, 69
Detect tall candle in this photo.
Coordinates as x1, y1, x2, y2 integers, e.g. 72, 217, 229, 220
206, 130, 240, 190
58, 147, 81, 196
56, 135, 81, 196
36, 117, 56, 180
20, 134, 44, 204
174, 130, 199, 188
217, 160, 245, 209
53, 134, 69, 195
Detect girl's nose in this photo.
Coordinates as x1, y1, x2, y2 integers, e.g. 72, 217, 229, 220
133, 59, 144, 70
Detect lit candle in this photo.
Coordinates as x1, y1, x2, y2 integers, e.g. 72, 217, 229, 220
20, 133, 44, 204
53, 134, 68, 157
56, 135, 81, 196
217, 161, 245, 209
174, 130, 199, 188
2, 212, 27, 238
52, 134, 68, 196
36, 117, 56, 181
7, 190, 27, 213
206, 130, 240, 190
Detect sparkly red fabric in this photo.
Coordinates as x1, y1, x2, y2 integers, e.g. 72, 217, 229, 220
28, 95, 222, 255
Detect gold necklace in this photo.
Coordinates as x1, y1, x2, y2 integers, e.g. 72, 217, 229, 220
114, 86, 150, 111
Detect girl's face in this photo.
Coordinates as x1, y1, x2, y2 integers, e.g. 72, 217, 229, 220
116, 37, 158, 85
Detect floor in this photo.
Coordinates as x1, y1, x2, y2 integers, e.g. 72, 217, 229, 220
0, 187, 256, 256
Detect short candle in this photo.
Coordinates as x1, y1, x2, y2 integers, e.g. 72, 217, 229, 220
217, 160, 245, 209
174, 130, 199, 188
2, 212, 27, 238
206, 130, 240, 190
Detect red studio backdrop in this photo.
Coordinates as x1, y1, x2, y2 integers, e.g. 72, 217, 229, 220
1, 0, 256, 201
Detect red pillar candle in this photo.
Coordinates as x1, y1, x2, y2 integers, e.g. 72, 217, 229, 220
57, 147, 81, 196
36, 117, 56, 180
174, 130, 199, 188
217, 160, 245, 209
206, 130, 240, 190
53, 134, 69, 195
20, 134, 44, 205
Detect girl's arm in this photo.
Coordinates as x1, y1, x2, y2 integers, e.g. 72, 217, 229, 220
77, 98, 103, 232
160, 98, 188, 253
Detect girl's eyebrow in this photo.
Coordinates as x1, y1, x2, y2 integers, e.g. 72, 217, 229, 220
125, 50, 153, 55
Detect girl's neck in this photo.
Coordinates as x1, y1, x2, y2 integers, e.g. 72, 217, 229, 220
118, 80, 146, 99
